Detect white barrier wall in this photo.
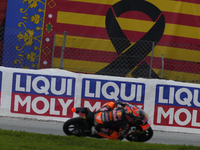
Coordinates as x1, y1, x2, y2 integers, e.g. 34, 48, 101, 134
0, 66, 200, 134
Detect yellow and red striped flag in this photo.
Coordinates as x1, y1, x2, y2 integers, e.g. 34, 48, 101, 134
40, 0, 200, 82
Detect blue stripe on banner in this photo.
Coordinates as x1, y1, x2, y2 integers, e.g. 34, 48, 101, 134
81, 78, 145, 104
155, 84, 200, 108
12, 73, 76, 97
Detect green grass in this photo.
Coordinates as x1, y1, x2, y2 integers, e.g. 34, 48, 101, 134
0, 129, 199, 150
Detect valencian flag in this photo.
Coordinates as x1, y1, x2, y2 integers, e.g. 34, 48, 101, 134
2, 0, 200, 83
2, 0, 45, 69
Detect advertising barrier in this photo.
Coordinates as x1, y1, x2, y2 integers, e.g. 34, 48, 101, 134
154, 84, 200, 133
0, 66, 200, 134
11, 73, 76, 118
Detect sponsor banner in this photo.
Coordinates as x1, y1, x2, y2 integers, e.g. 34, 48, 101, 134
154, 84, 200, 129
11, 72, 76, 118
81, 78, 145, 111
1, 66, 200, 134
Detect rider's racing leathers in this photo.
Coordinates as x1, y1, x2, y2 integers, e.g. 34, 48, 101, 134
94, 101, 140, 140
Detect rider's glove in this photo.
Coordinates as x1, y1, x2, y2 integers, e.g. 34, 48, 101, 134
117, 124, 129, 140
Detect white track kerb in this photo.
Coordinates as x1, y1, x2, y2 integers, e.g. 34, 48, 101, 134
0, 66, 200, 134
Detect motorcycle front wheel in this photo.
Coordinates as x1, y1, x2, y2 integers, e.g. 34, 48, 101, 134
126, 127, 153, 142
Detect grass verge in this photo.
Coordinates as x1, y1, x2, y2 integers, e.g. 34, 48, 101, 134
0, 129, 199, 150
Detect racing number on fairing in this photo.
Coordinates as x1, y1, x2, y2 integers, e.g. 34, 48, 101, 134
96, 0, 165, 77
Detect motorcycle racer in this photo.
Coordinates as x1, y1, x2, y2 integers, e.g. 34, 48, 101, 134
68, 101, 153, 142
93, 101, 142, 140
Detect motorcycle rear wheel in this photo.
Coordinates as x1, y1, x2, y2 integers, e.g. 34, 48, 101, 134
63, 117, 85, 136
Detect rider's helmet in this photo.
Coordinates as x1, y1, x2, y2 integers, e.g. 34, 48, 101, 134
125, 105, 140, 123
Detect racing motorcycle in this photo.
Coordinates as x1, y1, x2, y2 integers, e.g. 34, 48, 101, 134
63, 103, 153, 142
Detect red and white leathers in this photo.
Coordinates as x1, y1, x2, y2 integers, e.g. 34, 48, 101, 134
94, 101, 140, 140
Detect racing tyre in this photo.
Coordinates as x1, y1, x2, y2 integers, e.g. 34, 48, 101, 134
126, 127, 153, 142
63, 117, 85, 136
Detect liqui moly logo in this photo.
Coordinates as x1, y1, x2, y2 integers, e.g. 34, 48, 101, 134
11, 73, 75, 118
81, 78, 145, 111
154, 84, 200, 129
